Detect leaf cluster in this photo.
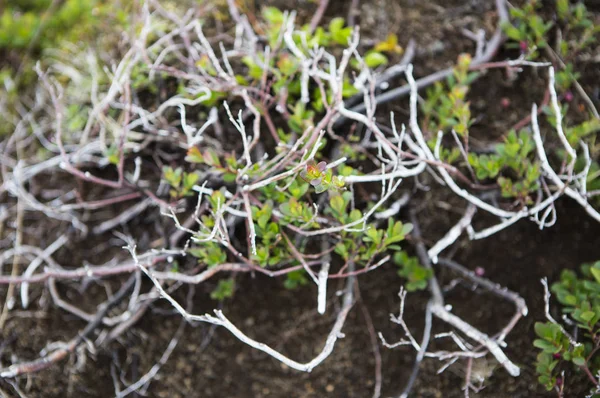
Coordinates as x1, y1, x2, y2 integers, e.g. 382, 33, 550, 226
534, 261, 600, 392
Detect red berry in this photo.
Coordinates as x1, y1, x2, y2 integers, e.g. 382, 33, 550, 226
475, 267, 485, 277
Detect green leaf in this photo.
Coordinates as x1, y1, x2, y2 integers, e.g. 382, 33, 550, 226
364, 51, 388, 68
210, 279, 235, 301
501, 22, 523, 41
533, 339, 560, 354
185, 147, 203, 163
401, 223, 413, 236
328, 17, 344, 35
314, 182, 328, 194
334, 242, 349, 259
580, 310, 596, 322
209, 189, 226, 211
564, 294, 577, 306
203, 148, 222, 167
590, 264, 600, 284
329, 17, 352, 45
364, 226, 383, 245
330, 194, 346, 217
572, 356, 586, 367
288, 179, 309, 199
223, 172, 237, 183
183, 172, 199, 189
534, 322, 554, 340
242, 56, 264, 80
105, 144, 120, 165
262, 7, 284, 25
284, 270, 309, 289
556, 0, 569, 19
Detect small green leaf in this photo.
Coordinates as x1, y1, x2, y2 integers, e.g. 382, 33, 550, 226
211, 279, 235, 301
533, 339, 560, 354
328, 17, 352, 45
564, 294, 577, 306
185, 147, 204, 163
284, 270, 309, 289
502, 22, 524, 41
590, 264, 600, 284
401, 223, 413, 236
580, 310, 595, 322
262, 7, 284, 25
105, 144, 120, 165
556, 0, 569, 19
572, 356, 586, 367
330, 194, 345, 216
364, 51, 388, 68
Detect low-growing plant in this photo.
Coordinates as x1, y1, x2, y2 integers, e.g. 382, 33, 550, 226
535, 261, 600, 395
1, 0, 600, 397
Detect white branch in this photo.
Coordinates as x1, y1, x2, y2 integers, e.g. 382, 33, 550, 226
430, 303, 520, 377
317, 261, 330, 315
130, 244, 355, 374
428, 205, 476, 263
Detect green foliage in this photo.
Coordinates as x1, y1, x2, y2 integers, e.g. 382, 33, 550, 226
0, 0, 132, 83
534, 261, 600, 392
554, 63, 580, 93
503, 0, 599, 61
422, 53, 478, 138
189, 242, 227, 268
104, 144, 120, 166
554, 1, 600, 58
420, 50, 550, 203
299, 161, 345, 194
328, 17, 353, 45
131, 63, 159, 94
0, 0, 133, 136
162, 166, 199, 199
420, 1, 600, 206
211, 278, 235, 301
469, 129, 540, 201
393, 251, 432, 292
288, 101, 315, 133
284, 270, 309, 290
250, 201, 287, 267
245, 6, 387, 129
364, 51, 388, 69
185, 147, 238, 183
502, 0, 553, 58
0, 0, 96, 50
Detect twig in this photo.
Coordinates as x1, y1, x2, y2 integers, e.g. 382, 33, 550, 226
427, 205, 476, 264
0, 197, 23, 330
116, 287, 192, 397
132, 243, 356, 373
437, 257, 528, 343
0, 274, 137, 378
410, 210, 520, 377
341, 0, 509, 118
20, 234, 69, 309
241, 190, 257, 257
399, 302, 433, 398
309, 0, 330, 34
